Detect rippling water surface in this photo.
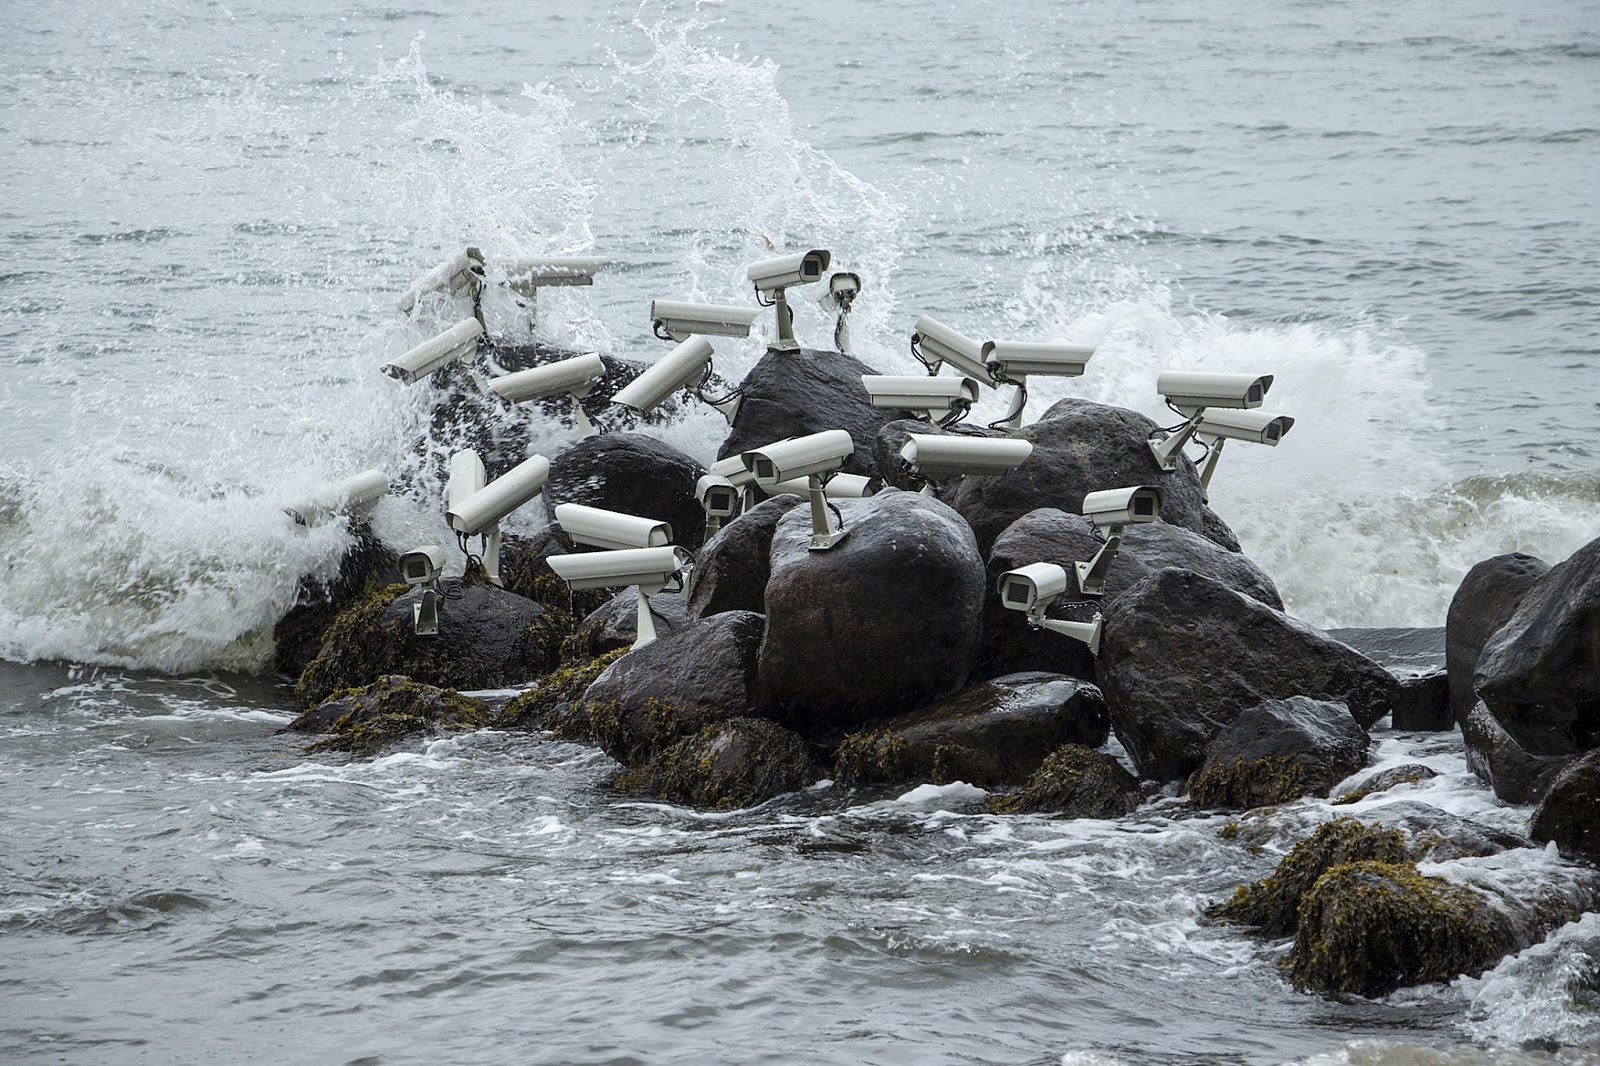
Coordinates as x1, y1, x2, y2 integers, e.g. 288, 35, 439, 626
2, 0, 1598, 1061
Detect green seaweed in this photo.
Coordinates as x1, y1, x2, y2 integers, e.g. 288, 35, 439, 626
297, 676, 491, 757
983, 744, 1142, 818
494, 648, 627, 736
1189, 754, 1312, 810
613, 717, 816, 810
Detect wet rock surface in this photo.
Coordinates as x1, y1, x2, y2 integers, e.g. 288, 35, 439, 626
542, 432, 709, 550
1445, 552, 1549, 722
1188, 697, 1370, 810
286, 675, 491, 756
1462, 699, 1573, 805
1329, 626, 1451, 731
563, 588, 690, 662
273, 524, 400, 679
983, 744, 1144, 818
613, 717, 819, 810
1531, 749, 1600, 861
683, 494, 804, 621
715, 347, 887, 482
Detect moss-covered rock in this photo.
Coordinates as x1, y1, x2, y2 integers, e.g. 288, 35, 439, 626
613, 717, 819, 810
562, 587, 690, 663
1186, 697, 1370, 810
1189, 755, 1313, 811
1287, 860, 1521, 996
983, 744, 1143, 818
1208, 817, 1412, 935
494, 648, 628, 738
1332, 764, 1440, 805
286, 675, 491, 756
272, 522, 399, 679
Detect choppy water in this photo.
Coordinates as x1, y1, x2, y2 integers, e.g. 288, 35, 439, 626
3, 0, 1598, 1061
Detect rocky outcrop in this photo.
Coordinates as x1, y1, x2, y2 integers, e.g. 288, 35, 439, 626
1531, 750, 1600, 861
758, 491, 986, 739
273, 523, 399, 679
493, 649, 627, 738
947, 397, 1231, 555
1446, 552, 1548, 721
1099, 569, 1397, 782
613, 718, 819, 810
1329, 627, 1451, 731
983, 744, 1144, 818
1332, 764, 1439, 805
683, 494, 805, 621
832, 673, 1109, 788
286, 675, 491, 756
294, 580, 565, 708
1461, 700, 1571, 805
542, 432, 708, 550
562, 588, 690, 661
1187, 697, 1369, 809
715, 347, 887, 483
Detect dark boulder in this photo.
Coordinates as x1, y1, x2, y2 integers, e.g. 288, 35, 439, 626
759, 491, 986, 738
582, 611, 765, 765
613, 717, 819, 810
683, 494, 805, 621
293, 580, 564, 708
1188, 697, 1370, 810
1332, 764, 1439, 805
493, 649, 627, 739
285, 675, 491, 756
1461, 700, 1572, 805
1446, 552, 1549, 722
715, 347, 887, 482
1329, 627, 1450, 731
563, 588, 690, 662
1531, 750, 1600, 861
948, 397, 1230, 556
984, 744, 1144, 818
833, 673, 1109, 788
1099, 569, 1398, 782
1475, 535, 1600, 758
542, 432, 709, 550
273, 523, 400, 679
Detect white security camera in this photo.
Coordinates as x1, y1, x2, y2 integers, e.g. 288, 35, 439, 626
820, 272, 863, 354
983, 339, 1096, 429
610, 335, 736, 422
1192, 409, 1296, 499
997, 562, 1103, 655
747, 248, 832, 351
553, 503, 673, 552
709, 454, 760, 512
399, 544, 447, 636
767, 472, 878, 498
380, 318, 484, 386
396, 247, 485, 315
1148, 371, 1276, 470
898, 435, 1033, 490
741, 429, 855, 551
696, 474, 741, 539
911, 315, 992, 383
650, 300, 762, 343
500, 256, 609, 295
1075, 484, 1165, 596
283, 469, 390, 530
445, 450, 551, 586
860, 375, 981, 424
546, 545, 692, 647
489, 352, 606, 437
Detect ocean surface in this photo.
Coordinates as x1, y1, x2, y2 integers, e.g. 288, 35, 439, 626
2, 1, 1598, 1062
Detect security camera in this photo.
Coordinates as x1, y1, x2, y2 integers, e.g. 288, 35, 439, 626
545, 545, 692, 647
696, 474, 740, 539
283, 469, 389, 530
1148, 372, 1276, 470
983, 339, 1096, 429
1193, 409, 1296, 498
741, 430, 854, 550
1075, 484, 1165, 596
898, 435, 1033, 489
911, 315, 992, 383
553, 503, 673, 552
610, 335, 736, 422
399, 544, 447, 636
650, 300, 762, 343
445, 450, 551, 586
997, 562, 1103, 655
380, 318, 484, 386
860, 375, 981, 424
820, 272, 863, 354
489, 352, 606, 437
709, 454, 760, 512
500, 256, 608, 294
767, 472, 878, 498
396, 247, 484, 315
747, 248, 831, 351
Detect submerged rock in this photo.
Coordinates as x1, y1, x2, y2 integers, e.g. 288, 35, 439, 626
613, 717, 819, 810
1188, 697, 1370, 810
494, 649, 627, 739
683, 494, 805, 621
758, 491, 986, 739
1099, 569, 1397, 783
1531, 750, 1600, 861
832, 672, 1109, 788
542, 432, 709, 550
273, 523, 400, 679
286, 675, 490, 756
983, 744, 1144, 818
1445, 552, 1548, 722
1332, 764, 1440, 805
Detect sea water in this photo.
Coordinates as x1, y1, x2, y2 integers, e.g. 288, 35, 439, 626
2, 1, 1598, 1062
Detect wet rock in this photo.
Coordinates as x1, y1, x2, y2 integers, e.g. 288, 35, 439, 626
613, 717, 820, 810
1462, 699, 1573, 805
1188, 697, 1370, 810
1475, 535, 1600, 759
1329, 626, 1451, 731
581, 611, 765, 765
1359, 801, 1528, 861
493, 649, 627, 738
294, 580, 564, 708
542, 432, 709, 550
715, 347, 887, 482
1531, 750, 1600, 861
273, 522, 400, 679
683, 494, 805, 621
562, 588, 690, 662
983, 744, 1144, 818
833, 672, 1109, 788
759, 491, 986, 738
1099, 569, 1398, 782
286, 675, 491, 756
948, 397, 1229, 556
1332, 764, 1440, 805
1446, 552, 1549, 722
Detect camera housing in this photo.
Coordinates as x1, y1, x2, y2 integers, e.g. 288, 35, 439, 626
997, 561, 1103, 655
910, 315, 990, 382
545, 545, 692, 646
553, 503, 674, 552
747, 249, 831, 351
650, 300, 762, 343
767, 472, 878, 499
985, 340, 1095, 381
1075, 484, 1165, 596
489, 352, 607, 437
283, 469, 390, 530
695, 474, 741, 539
1193, 409, 1296, 498
396, 247, 484, 315
1156, 371, 1273, 416
741, 430, 855, 551
445, 451, 551, 586
500, 256, 608, 295
610, 336, 736, 421
860, 375, 980, 422
898, 435, 1033, 485
399, 544, 448, 636
380, 318, 484, 386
